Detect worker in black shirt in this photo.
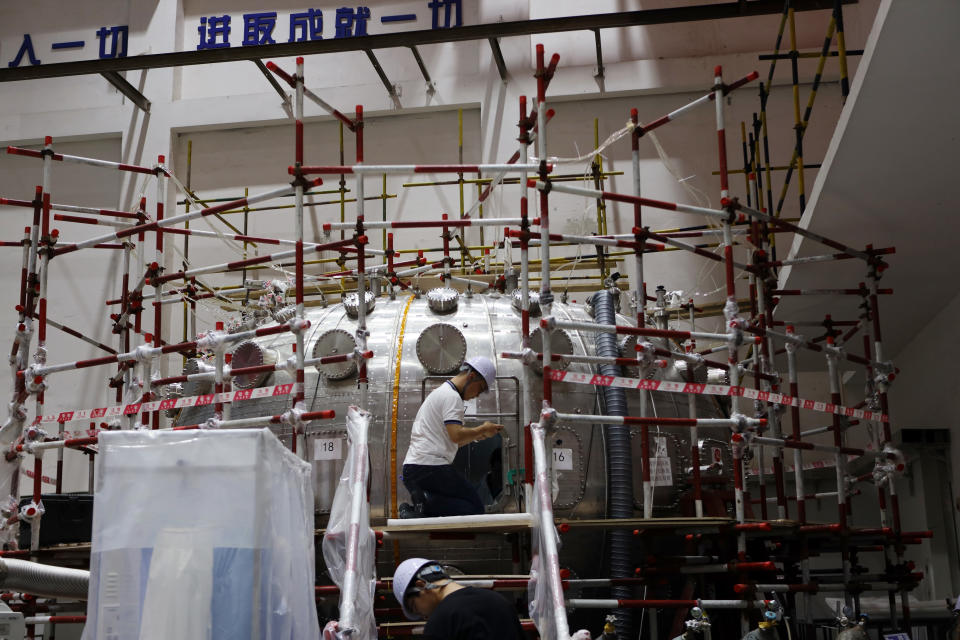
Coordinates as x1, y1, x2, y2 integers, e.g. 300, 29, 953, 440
392, 557, 526, 640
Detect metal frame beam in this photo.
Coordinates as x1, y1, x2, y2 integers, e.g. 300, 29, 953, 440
0, 1, 852, 82
100, 70, 150, 112
489, 38, 507, 82
408, 45, 434, 91
253, 59, 293, 117
593, 29, 604, 79
364, 49, 398, 101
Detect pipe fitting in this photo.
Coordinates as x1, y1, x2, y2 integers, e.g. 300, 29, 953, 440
539, 316, 557, 331
197, 329, 229, 353
287, 317, 311, 333
519, 347, 539, 367
281, 402, 307, 433
19, 500, 44, 523
539, 403, 558, 430
23, 365, 46, 395
729, 413, 752, 435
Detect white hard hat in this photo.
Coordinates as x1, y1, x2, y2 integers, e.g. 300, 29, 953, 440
393, 557, 434, 620
464, 355, 496, 391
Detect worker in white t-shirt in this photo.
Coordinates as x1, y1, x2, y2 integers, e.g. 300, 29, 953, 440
399, 356, 503, 518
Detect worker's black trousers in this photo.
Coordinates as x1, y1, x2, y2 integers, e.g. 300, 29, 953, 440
401, 463, 484, 517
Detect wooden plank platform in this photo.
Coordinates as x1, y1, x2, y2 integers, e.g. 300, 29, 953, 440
383, 512, 534, 534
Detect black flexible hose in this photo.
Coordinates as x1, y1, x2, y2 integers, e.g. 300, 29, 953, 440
590, 291, 635, 640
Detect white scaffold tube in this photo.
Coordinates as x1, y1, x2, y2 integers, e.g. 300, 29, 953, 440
530, 422, 571, 640
339, 407, 370, 635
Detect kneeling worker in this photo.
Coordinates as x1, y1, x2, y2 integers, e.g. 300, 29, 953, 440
393, 557, 526, 639
400, 356, 503, 518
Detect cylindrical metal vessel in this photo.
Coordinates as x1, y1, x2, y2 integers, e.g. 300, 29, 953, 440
173, 290, 734, 577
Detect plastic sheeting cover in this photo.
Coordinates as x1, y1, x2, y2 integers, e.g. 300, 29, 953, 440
527, 423, 567, 640
82, 428, 319, 640
322, 406, 377, 640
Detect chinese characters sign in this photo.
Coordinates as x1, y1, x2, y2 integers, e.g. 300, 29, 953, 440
197, 2, 462, 49
5, 1, 465, 68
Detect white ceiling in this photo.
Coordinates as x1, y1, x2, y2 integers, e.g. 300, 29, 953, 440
777, 0, 960, 364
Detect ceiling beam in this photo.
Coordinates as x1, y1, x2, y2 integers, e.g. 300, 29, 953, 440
0, 1, 852, 82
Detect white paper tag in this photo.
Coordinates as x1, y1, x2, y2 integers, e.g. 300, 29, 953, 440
649, 456, 673, 486
650, 437, 673, 486
552, 448, 573, 471
314, 438, 344, 461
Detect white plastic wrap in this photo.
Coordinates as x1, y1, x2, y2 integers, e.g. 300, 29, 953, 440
322, 406, 377, 640
82, 428, 319, 640
527, 423, 570, 640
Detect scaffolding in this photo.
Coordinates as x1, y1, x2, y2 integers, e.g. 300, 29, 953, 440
0, 6, 927, 639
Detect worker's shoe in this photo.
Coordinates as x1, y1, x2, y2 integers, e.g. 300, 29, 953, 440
398, 502, 422, 519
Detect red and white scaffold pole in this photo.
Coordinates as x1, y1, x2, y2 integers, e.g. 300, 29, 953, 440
519, 96, 533, 354
530, 418, 571, 640
150, 349, 373, 389
146, 154, 166, 429
321, 217, 527, 232
265, 60, 357, 133
34, 137, 54, 442
784, 323, 813, 622
6, 145, 160, 176
535, 45, 559, 409
292, 163, 547, 176
51, 182, 317, 258
529, 180, 732, 223
565, 599, 773, 611
785, 326, 807, 523
825, 336, 852, 607
23, 320, 305, 380
149, 236, 361, 285
555, 413, 765, 430
18, 409, 337, 451
293, 56, 307, 454
540, 317, 733, 345
0, 196, 141, 222
630, 70, 759, 138
865, 255, 911, 631
354, 103, 371, 412
19, 136, 56, 552
685, 303, 703, 517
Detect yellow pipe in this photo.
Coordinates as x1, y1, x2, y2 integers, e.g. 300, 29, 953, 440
206, 194, 396, 216
390, 295, 416, 520
740, 121, 750, 200
788, 6, 806, 209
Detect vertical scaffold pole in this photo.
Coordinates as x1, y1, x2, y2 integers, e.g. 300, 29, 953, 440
519, 96, 531, 349
35, 137, 54, 430
293, 57, 306, 454
152, 154, 166, 428
355, 104, 369, 411
630, 107, 653, 521
826, 337, 851, 607
688, 302, 703, 518
536, 45, 553, 407
867, 255, 910, 632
